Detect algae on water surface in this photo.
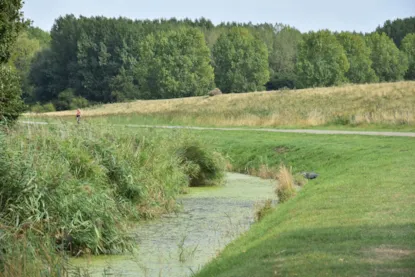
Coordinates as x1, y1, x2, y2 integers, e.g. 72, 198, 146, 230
71, 173, 275, 277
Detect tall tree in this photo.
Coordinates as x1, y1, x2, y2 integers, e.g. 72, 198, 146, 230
48, 15, 81, 96
376, 17, 415, 47
296, 30, 349, 87
26, 26, 51, 48
29, 48, 58, 102
366, 32, 408, 82
268, 25, 302, 89
30, 16, 146, 106
0, 66, 25, 122
136, 28, 214, 99
213, 27, 269, 93
401, 33, 415, 80
8, 32, 41, 103
0, 0, 26, 123
0, 0, 26, 63
336, 32, 378, 83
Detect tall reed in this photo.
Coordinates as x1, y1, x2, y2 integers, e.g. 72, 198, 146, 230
0, 123, 225, 276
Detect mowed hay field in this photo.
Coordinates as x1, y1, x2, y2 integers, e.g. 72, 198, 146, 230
40, 82, 415, 128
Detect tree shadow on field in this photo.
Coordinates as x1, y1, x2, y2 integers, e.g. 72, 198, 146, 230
197, 223, 415, 277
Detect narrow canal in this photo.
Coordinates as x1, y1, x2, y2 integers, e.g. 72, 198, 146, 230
72, 173, 275, 276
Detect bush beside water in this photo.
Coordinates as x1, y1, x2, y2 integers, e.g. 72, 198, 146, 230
0, 124, 225, 275
176, 139, 226, 187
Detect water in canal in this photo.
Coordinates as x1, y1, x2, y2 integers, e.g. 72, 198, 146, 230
72, 173, 275, 276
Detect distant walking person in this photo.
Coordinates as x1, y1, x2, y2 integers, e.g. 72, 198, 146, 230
76, 109, 81, 124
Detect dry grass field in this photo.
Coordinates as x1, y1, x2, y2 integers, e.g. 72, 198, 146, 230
38, 82, 415, 127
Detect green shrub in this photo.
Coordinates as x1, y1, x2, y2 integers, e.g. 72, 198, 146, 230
31, 102, 56, 113
55, 89, 90, 111
70, 96, 89, 109
176, 139, 226, 187
42, 102, 56, 112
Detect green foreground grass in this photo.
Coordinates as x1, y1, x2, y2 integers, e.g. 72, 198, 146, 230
182, 129, 415, 276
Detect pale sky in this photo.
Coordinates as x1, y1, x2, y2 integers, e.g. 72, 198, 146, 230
23, 0, 414, 33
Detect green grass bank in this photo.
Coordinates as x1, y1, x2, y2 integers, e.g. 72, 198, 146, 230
184, 129, 415, 276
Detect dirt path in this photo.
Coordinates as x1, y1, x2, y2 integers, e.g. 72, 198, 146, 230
21, 121, 415, 137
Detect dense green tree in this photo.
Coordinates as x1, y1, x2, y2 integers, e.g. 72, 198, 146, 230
401, 33, 415, 80
0, 0, 26, 63
29, 48, 57, 102
136, 28, 214, 99
48, 15, 83, 96
8, 32, 40, 72
8, 32, 41, 103
336, 32, 378, 83
26, 26, 51, 48
6, 26, 50, 105
0, 0, 26, 123
31, 16, 146, 105
213, 27, 269, 93
268, 25, 302, 89
0, 66, 25, 122
366, 32, 408, 81
250, 24, 277, 57
23, 15, 415, 108
376, 17, 415, 47
109, 67, 137, 102
296, 30, 349, 87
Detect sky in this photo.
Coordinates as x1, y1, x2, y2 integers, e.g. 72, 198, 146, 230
23, 0, 414, 33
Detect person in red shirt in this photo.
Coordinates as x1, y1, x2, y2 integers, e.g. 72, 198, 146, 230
76, 109, 81, 124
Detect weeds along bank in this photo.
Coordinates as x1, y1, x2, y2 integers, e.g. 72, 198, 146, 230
38, 82, 415, 128
0, 124, 225, 276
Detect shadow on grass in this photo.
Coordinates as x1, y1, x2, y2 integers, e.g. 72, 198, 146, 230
196, 223, 415, 277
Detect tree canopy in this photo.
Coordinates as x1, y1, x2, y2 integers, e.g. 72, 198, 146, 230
376, 17, 415, 47
2, 14, 411, 111
0, 0, 26, 63
136, 28, 214, 99
213, 27, 269, 93
336, 32, 378, 83
366, 32, 408, 82
401, 33, 415, 80
267, 25, 302, 89
296, 30, 349, 87
0, 0, 26, 123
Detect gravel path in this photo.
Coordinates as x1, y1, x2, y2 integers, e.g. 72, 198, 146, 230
21, 121, 415, 137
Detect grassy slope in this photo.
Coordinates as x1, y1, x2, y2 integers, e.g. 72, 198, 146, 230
182, 130, 415, 276
32, 81, 415, 130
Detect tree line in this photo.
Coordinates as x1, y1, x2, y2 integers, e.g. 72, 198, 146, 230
4, 12, 415, 114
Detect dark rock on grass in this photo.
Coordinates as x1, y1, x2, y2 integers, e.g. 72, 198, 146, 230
302, 172, 319, 180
